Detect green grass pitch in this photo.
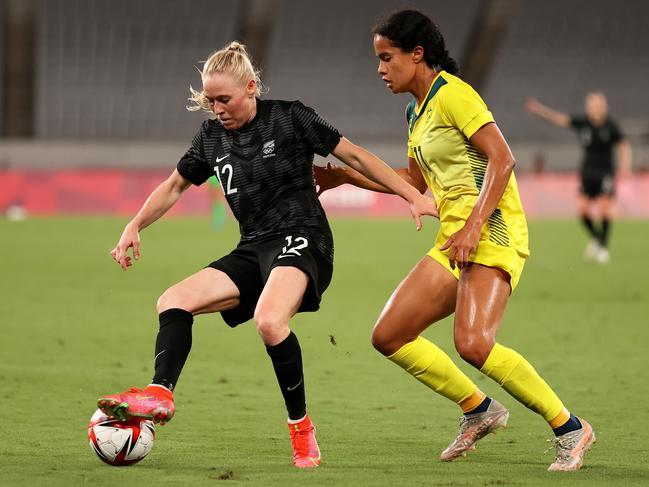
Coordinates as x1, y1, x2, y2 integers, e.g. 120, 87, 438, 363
1, 216, 648, 486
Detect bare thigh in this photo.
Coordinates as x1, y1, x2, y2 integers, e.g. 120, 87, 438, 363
254, 266, 309, 346
156, 267, 241, 315
454, 263, 511, 368
371, 255, 458, 356
595, 194, 614, 219
577, 194, 591, 217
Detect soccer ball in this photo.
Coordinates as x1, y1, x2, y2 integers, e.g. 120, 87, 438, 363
88, 409, 155, 466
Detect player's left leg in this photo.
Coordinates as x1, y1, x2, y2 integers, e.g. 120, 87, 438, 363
253, 266, 320, 468
594, 193, 614, 264
455, 263, 594, 471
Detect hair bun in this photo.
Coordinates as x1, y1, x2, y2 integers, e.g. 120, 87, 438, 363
227, 41, 247, 53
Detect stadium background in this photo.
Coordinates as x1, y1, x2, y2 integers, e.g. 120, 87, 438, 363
2, 2, 649, 486
1, 0, 649, 217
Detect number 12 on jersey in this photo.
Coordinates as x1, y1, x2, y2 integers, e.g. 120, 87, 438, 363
278, 235, 308, 259
214, 164, 238, 195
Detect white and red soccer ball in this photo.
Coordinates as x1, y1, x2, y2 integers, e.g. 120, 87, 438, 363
88, 409, 155, 466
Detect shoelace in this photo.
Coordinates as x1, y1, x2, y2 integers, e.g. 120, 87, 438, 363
448, 416, 476, 446
291, 428, 312, 457
545, 435, 577, 460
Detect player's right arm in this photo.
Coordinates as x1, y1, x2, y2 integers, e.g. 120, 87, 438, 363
314, 156, 427, 195
111, 169, 192, 270
525, 98, 571, 128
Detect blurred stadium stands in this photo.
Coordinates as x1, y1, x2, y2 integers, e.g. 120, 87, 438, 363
483, 0, 649, 144
36, 0, 240, 139
264, 0, 481, 140
1, 0, 648, 215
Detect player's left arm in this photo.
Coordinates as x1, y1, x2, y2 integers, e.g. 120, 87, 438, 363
440, 122, 516, 269
332, 136, 438, 228
616, 139, 633, 178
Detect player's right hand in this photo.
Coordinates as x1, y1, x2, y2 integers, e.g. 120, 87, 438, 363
110, 224, 141, 271
525, 97, 541, 113
314, 162, 347, 196
409, 193, 439, 231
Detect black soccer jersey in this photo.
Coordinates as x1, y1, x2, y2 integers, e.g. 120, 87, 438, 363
570, 116, 623, 176
177, 99, 342, 262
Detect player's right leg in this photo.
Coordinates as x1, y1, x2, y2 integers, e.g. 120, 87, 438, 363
371, 255, 501, 460
98, 268, 241, 424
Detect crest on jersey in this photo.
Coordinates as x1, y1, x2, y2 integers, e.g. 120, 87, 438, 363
263, 140, 276, 158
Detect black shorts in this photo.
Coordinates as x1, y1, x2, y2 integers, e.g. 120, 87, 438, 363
580, 173, 615, 199
207, 234, 333, 327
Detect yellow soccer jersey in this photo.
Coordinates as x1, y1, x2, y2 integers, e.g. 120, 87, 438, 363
406, 71, 529, 259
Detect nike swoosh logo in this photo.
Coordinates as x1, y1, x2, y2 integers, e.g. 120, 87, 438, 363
216, 154, 230, 163
277, 254, 296, 259
154, 350, 166, 362
287, 377, 303, 391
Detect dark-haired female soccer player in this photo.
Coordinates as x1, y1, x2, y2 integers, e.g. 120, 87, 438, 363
527, 94, 632, 264
316, 10, 594, 472
97, 41, 438, 468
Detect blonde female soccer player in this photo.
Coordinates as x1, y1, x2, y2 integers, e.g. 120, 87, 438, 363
98, 41, 438, 468
316, 10, 594, 472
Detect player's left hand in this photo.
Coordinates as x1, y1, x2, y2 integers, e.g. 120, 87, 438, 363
314, 162, 347, 196
439, 221, 481, 269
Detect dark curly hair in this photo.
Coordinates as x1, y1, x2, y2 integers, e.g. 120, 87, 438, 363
373, 10, 459, 75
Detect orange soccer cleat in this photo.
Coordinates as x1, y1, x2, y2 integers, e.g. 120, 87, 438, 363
97, 384, 175, 425
288, 415, 321, 468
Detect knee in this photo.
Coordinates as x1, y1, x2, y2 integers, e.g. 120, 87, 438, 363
156, 285, 194, 315
253, 308, 289, 344
370, 327, 391, 356
371, 321, 410, 357
156, 288, 178, 314
455, 335, 494, 369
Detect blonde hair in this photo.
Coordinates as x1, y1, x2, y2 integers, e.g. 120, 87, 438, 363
187, 41, 265, 112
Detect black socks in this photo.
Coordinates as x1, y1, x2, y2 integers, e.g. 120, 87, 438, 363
599, 218, 610, 247
581, 215, 611, 249
581, 215, 598, 239
151, 308, 194, 391
466, 397, 492, 415
151, 313, 306, 419
553, 414, 583, 437
266, 332, 306, 420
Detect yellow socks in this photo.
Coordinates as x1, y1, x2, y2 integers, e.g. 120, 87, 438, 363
388, 336, 477, 405
388, 338, 572, 429
480, 343, 564, 421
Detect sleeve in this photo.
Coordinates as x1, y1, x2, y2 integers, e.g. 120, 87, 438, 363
609, 119, 624, 143
176, 123, 213, 186
439, 82, 495, 139
570, 116, 586, 130
291, 102, 342, 157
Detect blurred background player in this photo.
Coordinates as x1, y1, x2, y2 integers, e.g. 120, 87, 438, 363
526, 93, 632, 263
97, 41, 437, 468
316, 9, 594, 472
207, 175, 227, 230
